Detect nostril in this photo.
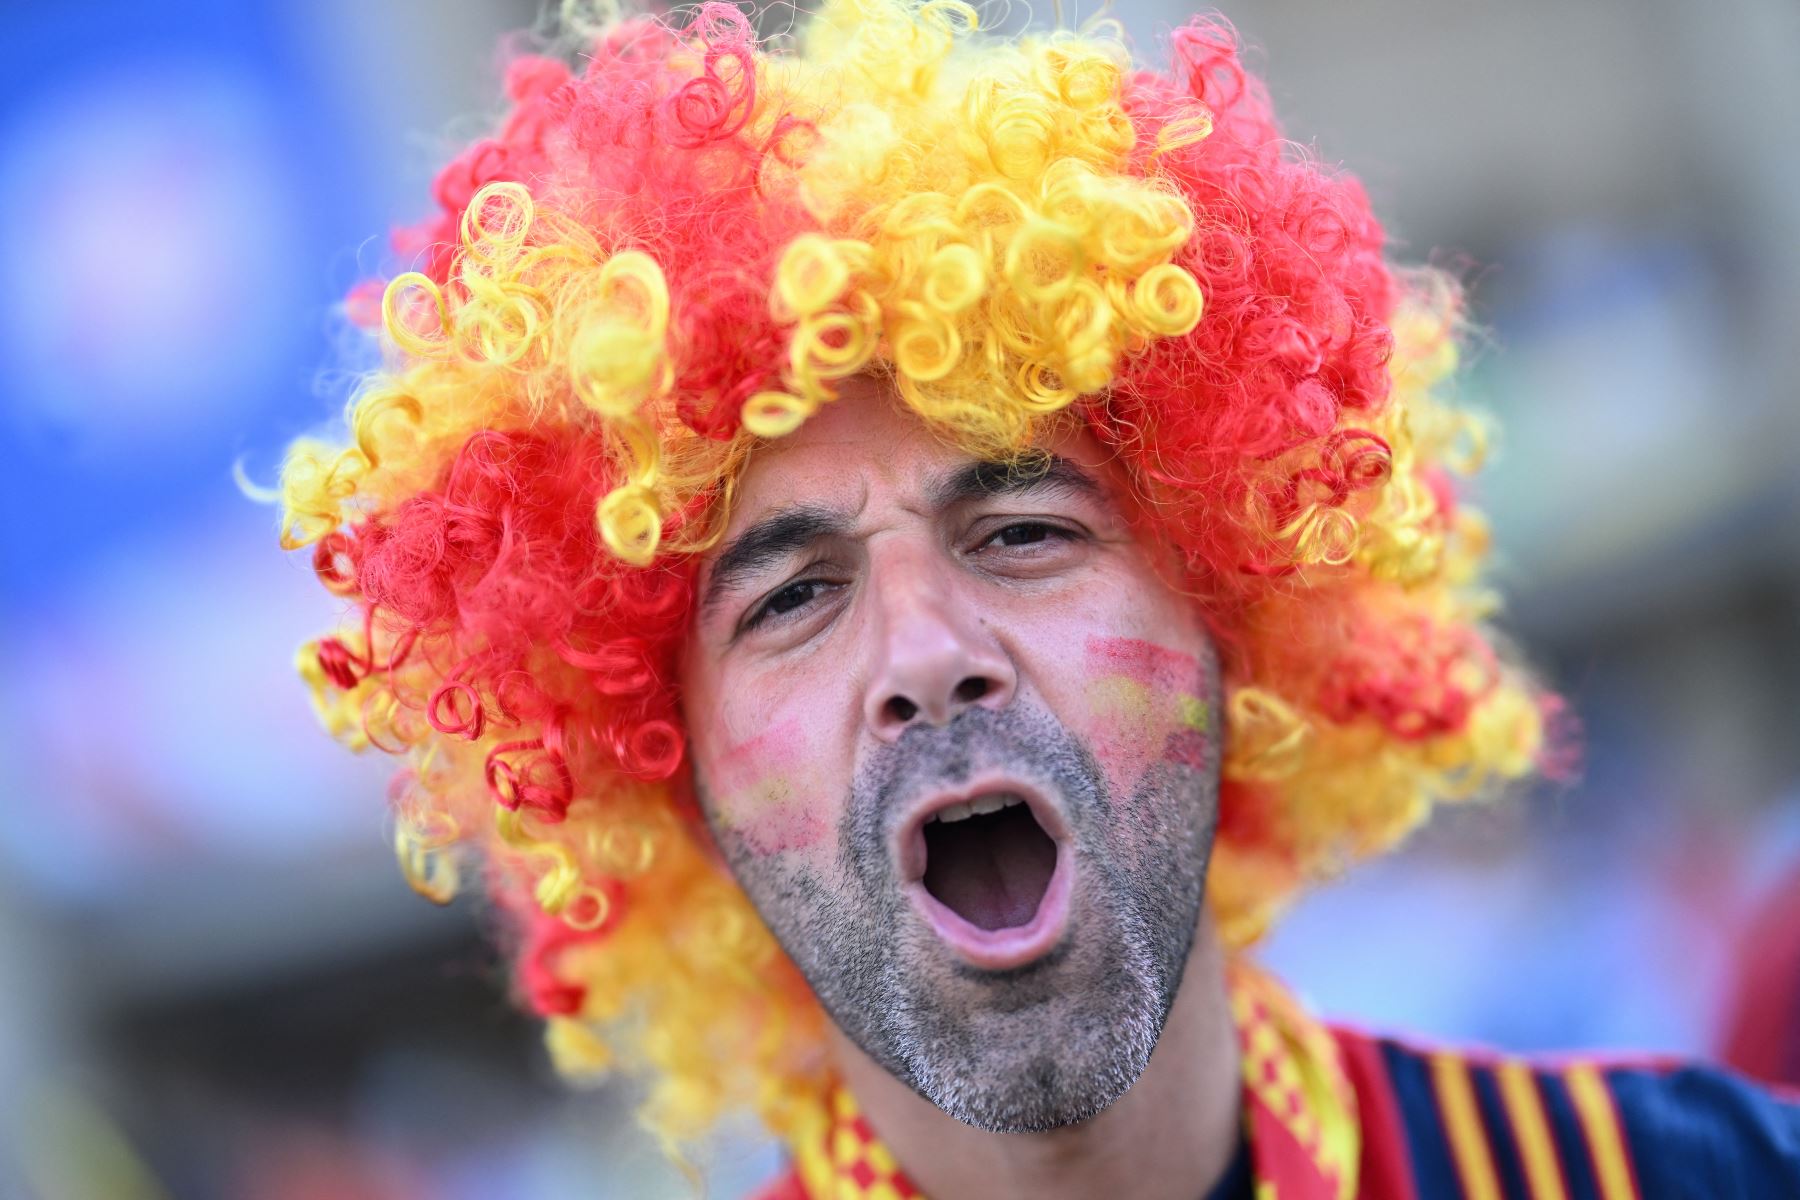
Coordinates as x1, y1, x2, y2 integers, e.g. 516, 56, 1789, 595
886, 696, 919, 724
954, 677, 990, 704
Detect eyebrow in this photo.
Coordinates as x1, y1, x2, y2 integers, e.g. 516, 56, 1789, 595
701, 504, 852, 616
699, 454, 1103, 617
925, 452, 1101, 511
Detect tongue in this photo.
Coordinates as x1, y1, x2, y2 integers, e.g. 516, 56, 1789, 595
922, 804, 1058, 931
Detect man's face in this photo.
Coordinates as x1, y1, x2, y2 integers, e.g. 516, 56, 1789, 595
680, 379, 1223, 1133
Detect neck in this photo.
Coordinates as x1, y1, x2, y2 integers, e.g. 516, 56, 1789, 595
827, 919, 1242, 1200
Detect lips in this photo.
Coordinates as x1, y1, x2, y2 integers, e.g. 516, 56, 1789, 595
896, 779, 1072, 971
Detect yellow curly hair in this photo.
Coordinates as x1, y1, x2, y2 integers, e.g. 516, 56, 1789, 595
277, 0, 1550, 1154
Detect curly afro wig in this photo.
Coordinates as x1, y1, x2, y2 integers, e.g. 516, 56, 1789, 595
278, 0, 1553, 1152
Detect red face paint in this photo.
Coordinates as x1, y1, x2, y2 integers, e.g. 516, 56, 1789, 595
713, 717, 808, 794
1081, 635, 1215, 791
1161, 728, 1211, 769
705, 716, 831, 857
728, 798, 831, 857
1085, 636, 1203, 692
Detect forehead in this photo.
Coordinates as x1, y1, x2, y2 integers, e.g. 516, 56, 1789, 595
719, 378, 1118, 539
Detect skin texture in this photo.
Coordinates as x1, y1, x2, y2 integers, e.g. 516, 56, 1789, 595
680, 377, 1241, 1197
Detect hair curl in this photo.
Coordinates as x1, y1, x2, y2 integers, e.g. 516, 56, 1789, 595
279, 0, 1553, 1154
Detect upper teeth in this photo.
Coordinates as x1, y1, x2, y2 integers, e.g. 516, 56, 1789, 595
930, 794, 1024, 824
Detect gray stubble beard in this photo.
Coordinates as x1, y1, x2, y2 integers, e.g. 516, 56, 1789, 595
701, 702, 1219, 1134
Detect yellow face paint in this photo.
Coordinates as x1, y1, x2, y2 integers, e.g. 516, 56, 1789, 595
1082, 636, 1217, 791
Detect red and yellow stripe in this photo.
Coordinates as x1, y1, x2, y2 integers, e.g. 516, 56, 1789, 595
1430, 1052, 1501, 1200
1496, 1059, 1568, 1200
1564, 1063, 1641, 1200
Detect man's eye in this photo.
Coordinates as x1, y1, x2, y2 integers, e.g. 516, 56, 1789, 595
983, 522, 1067, 549
746, 579, 831, 629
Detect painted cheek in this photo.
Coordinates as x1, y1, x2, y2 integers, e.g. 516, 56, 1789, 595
705, 715, 834, 858
1081, 636, 1214, 792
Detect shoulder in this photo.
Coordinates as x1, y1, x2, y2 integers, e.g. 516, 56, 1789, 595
1605, 1059, 1800, 1198
1330, 1022, 1800, 1200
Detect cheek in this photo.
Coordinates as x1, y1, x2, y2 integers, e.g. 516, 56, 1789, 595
1075, 635, 1217, 796
695, 708, 838, 860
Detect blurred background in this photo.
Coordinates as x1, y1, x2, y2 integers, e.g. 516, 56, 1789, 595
2, 0, 1796, 1195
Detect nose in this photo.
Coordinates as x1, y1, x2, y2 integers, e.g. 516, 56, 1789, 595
862, 542, 1016, 741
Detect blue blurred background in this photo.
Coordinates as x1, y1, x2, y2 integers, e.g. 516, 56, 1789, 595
2, 0, 1796, 1196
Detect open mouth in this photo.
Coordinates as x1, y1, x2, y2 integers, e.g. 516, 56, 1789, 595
901, 785, 1073, 971
922, 794, 1058, 931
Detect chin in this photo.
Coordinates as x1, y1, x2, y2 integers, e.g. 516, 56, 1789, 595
876, 925, 1178, 1134
909, 1032, 1158, 1134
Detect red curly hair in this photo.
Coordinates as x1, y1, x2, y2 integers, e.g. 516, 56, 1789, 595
278, 0, 1551, 1150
